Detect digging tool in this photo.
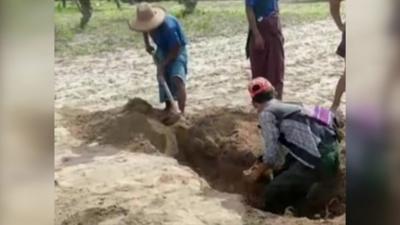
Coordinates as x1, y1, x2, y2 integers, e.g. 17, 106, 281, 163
160, 78, 175, 106
152, 53, 181, 125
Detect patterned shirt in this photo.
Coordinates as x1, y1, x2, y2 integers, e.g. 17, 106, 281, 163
259, 100, 322, 169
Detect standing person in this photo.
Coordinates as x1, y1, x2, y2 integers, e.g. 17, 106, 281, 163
78, 0, 93, 29
245, 0, 285, 99
128, 3, 188, 117
329, 0, 345, 112
243, 77, 341, 215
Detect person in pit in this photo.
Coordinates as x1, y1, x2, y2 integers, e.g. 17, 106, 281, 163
243, 77, 341, 215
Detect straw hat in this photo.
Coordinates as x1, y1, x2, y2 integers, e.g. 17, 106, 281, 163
129, 2, 166, 32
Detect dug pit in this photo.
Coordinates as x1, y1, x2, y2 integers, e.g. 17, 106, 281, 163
59, 98, 345, 218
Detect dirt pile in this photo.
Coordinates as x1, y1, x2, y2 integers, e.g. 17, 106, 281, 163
59, 98, 345, 218
174, 110, 268, 207
60, 98, 179, 156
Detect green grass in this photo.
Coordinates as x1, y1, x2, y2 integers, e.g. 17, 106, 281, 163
55, 1, 329, 57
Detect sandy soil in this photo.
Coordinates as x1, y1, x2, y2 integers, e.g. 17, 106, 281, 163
55, 19, 346, 225
55, 20, 345, 112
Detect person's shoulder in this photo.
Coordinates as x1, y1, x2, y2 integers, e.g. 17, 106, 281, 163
259, 108, 276, 122
164, 15, 179, 27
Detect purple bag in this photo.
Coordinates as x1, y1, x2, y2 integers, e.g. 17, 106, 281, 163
303, 105, 334, 127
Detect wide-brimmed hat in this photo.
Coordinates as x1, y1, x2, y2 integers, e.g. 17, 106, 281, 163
129, 2, 166, 32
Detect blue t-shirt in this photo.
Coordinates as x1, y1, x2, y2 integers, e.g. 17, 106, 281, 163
151, 15, 187, 53
245, 0, 279, 20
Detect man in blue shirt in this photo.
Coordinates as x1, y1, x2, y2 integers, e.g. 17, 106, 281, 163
129, 3, 188, 117
245, 0, 285, 100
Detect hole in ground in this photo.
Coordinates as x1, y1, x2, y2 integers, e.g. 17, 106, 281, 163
174, 110, 346, 218
59, 98, 345, 219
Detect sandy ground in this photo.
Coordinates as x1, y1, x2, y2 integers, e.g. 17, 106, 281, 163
55, 19, 346, 225
55, 19, 345, 112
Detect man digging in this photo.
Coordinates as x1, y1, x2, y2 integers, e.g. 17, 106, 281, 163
243, 77, 341, 216
129, 3, 188, 123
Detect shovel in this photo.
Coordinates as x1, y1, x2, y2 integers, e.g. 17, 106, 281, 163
153, 53, 181, 125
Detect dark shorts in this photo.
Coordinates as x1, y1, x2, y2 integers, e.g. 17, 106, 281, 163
336, 31, 346, 58
154, 48, 188, 103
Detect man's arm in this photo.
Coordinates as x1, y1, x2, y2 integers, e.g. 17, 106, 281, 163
245, 2, 264, 50
260, 111, 282, 169
143, 32, 154, 55
329, 0, 344, 32
159, 45, 180, 69
156, 45, 180, 82
245, 5, 261, 38
244, 111, 282, 181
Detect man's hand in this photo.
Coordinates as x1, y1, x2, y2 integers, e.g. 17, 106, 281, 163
245, 6, 264, 51
243, 161, 269, 182
254, 32, 265, 50
146, 45, 155, 55
142, 32, 154, 55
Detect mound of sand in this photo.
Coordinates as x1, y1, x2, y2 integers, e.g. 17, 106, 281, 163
60, 98, 179, 156
60, 98, 266, 203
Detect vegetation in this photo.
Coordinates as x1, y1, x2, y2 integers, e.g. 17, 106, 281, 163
55, 0, 330, 57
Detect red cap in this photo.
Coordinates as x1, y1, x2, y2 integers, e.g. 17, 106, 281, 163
248, 77, 274, 98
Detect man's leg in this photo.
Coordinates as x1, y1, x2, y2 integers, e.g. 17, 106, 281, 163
262, 16, 285, 100
164, 101, 173, 112
266, 35, 284, 100
78, 0, 93, 29
331, 70, 346, 112
264, 162, 318, 214
249, 26, 268, 79
331, 31, 346, 112
172, 76, 186, 114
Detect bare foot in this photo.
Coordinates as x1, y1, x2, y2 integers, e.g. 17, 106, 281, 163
161, 111, 182, 126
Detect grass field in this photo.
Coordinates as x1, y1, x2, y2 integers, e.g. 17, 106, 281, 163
55, 1, 330, 57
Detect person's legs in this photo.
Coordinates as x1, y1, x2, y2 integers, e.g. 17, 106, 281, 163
159, 79, 176, 113
331, 31, 346, 112
162, 76, 179, 114
264, 15, 285, 100
264, 162, 318, 214
168, 55, 187, 114
297, 141, 341, 216
331, 70, 346, 112
164, 100, 173, 112
79, 0, 93, 29
249, 47, 268, 79
265, 38, 284, 100
249, 25, 268, 79
172, 76, 186, 114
